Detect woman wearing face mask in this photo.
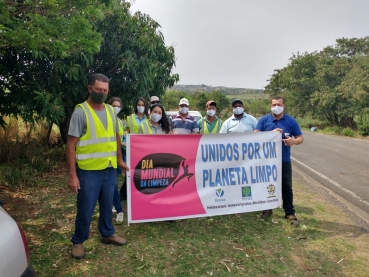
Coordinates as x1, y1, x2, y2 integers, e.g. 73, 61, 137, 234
126, 97, 149, 134
138, 104, 170, 134
107, 97, 125, 223
219, 99, 258, 133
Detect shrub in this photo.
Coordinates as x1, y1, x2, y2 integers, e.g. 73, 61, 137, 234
340, 127, 356, 137
354, 113, 369, 136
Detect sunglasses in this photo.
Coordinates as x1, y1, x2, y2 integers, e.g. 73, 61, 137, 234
151, 101, 159, 104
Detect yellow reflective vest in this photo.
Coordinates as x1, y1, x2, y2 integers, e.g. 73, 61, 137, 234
118, 119, 125, 140
200, 117, 222, 134
126, 114, 147, 134
75, 102, 117, 170
140, 120, 154, 134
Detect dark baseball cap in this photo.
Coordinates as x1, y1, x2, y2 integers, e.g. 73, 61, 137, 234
232, 99, 243, 107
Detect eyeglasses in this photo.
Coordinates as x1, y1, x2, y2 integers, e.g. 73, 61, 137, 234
151, 101, 159, 104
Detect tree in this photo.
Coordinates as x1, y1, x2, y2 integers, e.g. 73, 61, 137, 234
265, 37, 369, 130
0, 1, 179, 143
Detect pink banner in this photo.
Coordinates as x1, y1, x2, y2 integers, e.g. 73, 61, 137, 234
128, 134, 206, 221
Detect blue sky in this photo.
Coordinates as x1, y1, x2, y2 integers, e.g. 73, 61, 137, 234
131, 0, 369, 89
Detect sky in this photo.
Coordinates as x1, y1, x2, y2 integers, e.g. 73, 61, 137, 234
130, 0, 369, 89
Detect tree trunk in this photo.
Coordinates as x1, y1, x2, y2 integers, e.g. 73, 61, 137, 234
59, 108, 73, 144
45, 122, 53, 145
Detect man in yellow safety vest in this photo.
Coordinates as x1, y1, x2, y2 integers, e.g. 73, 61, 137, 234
66, 73, 129, 259
198, 100, 223, 134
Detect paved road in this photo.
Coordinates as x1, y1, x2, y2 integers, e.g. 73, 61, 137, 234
291, 131, 369, 214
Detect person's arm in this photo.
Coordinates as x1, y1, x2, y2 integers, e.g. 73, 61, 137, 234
117, 132, 129, 173
66, 135, 80, 193
282, 134, 304, 146
192, 119, 199, 134
282, 119, 304, 146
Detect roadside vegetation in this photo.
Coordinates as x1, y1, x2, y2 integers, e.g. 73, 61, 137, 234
1, 116, 368, 276
2, 1, 369, 276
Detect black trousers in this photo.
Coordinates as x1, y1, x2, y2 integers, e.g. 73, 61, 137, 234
119, 177, 127, 200
282, 162, 295, 216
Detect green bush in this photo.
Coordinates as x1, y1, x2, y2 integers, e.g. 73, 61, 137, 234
323, 126, 342, 135
354, 113, 369, 136
341, 127, 356, 137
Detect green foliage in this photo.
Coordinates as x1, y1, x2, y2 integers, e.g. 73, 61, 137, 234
340, 127, 356, 137
265, 37, 369, 131
0, 1, 179, 142
354, 111, 369, 135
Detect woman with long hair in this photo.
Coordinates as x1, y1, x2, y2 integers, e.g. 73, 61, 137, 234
138, 104, 170, 134
126, 97, 149, 134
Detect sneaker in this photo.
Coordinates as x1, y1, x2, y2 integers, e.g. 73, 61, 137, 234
116, 212, 124, 223
261, 209, 273, 219
71, 244, 85, 259
285, 214, 299, 227
112, 207, 117, 213
101, 234, 127, 246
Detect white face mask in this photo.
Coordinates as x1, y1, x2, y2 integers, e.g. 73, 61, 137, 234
207, 109, 216, 117
271, 106, 284, 115
233, 107, 244, 115
137, 106, 145, 113
151, 114, 162, 122
113, 107, 121, 115
179, 107, 189, 114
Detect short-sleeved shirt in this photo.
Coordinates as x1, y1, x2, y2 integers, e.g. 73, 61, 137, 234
197, 116, 223, 134
219, 113, 258, 134
68, 106, 119, 138
169, 112, 199, 134
138, 121, 166, 134
255, 113, 302, 162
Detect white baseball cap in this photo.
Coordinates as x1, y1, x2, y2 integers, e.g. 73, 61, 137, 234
179, 98, 189, 105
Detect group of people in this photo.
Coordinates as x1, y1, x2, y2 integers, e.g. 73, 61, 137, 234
66, 73, 304, 259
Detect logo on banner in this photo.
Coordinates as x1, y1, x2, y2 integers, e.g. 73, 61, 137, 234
267, 184, 276, 198
133, 153, 194, 195
215, 189, 225, 202
241, 186, 252, 200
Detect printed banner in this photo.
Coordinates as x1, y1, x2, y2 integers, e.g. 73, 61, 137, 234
126, 132, 282, 223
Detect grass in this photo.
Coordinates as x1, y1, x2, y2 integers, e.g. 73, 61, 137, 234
1, 164, 369, 277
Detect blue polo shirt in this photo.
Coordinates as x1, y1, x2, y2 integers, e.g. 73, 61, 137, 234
255, 113, 302, 162
219, 113, 258, 134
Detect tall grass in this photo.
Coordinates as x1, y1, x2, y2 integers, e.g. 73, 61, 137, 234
0, 117, 64, 188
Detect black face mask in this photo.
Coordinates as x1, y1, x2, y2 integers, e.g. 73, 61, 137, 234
90, 90, 107, 104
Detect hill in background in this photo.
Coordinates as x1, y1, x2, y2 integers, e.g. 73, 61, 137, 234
170, 84, 263, 95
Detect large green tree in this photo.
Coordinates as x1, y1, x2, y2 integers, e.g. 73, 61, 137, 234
0, 1, 179, 142
265, 37, 369, 133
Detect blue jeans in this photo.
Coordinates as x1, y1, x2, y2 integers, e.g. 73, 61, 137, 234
113, 171, 123, 213
71, 167, 116, 244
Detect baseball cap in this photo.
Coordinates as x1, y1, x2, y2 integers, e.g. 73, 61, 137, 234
232, 99, 243, 107
149, 96, 159, 103
206, 100, 216, 107
179, 98, 189, 105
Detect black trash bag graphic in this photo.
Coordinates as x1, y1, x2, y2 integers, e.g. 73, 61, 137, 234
133, 153, 194, 195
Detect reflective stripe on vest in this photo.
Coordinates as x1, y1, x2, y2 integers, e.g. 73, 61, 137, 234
75, 102, 117, 170
141, 121, 154, 134
202, 117, 220, 134
118, 119, 124, 140
127, 114, 147, 134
